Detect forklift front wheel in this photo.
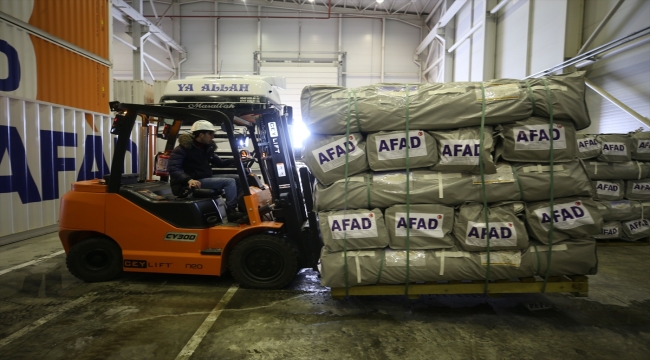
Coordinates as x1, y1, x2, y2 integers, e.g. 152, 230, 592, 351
67, 237, 123, 282
229, 234, 298, 289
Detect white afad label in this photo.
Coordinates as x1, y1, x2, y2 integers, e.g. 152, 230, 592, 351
637, 140, 650, 154
595, 181, 621, 196
465, 221, 517, 247
328, 213, 378, 239
394, 212, 444, 238
513, 124, 566, 150
375, 131, 427, 160
631, 182, 650, 194
601, 142, 627, 156
624, 219, 650, 235
577, 136, 599, 153
312, 135, 365, 173
439, 140, 481, 165
534, 200, 595, 231
598, 224, 619, 239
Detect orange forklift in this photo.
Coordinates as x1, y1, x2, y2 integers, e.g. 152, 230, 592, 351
58, 102, 321, 288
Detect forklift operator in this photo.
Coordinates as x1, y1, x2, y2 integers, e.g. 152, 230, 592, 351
168, 120, 245, 220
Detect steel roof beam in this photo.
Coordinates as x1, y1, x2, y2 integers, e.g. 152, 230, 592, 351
113, 0, 185, 54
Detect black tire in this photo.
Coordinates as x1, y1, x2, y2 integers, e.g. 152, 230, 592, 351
229, 234, 299, 289
66, 237, 123, 282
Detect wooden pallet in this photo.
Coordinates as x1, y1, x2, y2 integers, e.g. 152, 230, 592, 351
330, 275, 588, 300
596, 237, 650, 246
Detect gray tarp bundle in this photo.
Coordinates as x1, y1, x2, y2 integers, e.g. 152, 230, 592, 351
576, 134, 600, 159
384, 204, 455, 250
630, 131, 650, 161
302, 133, 369, 185
319, 238, 597, 287
594, 221, 622, 240
366, 130, 438, 171
583, 161, 650, 180
596, 200, 643, 222
596, 134, 632, 162
625, 179, 650, 200
318, 208, 388, 252
592, 180, 625, 201
513, 160, 594, 202
497, 118, 576, 163
620, 218, 650, 240
525, 197, 603, 244
313, 165, 521, 211
301, 72, 591, 135
429, 126, 496, 174
453, 202, 529, 252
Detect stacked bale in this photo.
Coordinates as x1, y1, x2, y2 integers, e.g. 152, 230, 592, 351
301, 72, 613, 289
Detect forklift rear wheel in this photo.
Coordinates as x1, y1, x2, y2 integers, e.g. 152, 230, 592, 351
229, 234, 298, 289
67, 238, 123, 282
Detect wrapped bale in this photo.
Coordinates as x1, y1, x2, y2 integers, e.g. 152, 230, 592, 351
621, 218, 650, 241
596, 134, 632, 163
630, 131, 650, 161
313, 166, 521, 211
594, 221, 623, 240
366, 130, 438, 171
596, 200, 643, 222
319, 248, 384, 287
302, 133, 369, 185
453, 202, 529, 252
430, 126, 496, 174
521, 238, 598, 276
385, 204, 455, 250
525, 197, 603, 244
496, 118, 576, 163
300, 81, 531, 135
513, 160, 594, 202
592, 180, 625, 201
583, 161, 650, 180
576, 134, 600, 159
527, 72, 591, 130
625, 179, 650, 200
318, 208, 388, 252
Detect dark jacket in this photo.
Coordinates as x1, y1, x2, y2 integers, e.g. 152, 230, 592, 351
168, 134, 234, 194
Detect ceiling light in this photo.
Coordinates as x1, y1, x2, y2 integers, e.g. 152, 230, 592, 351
376, 0, 384, 3
309, 0, 315, 2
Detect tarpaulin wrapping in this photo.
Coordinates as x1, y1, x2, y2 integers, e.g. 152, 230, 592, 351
625, 179, 650, 200
513, 160, 594, 202
520, 238, 598, 277
300, 81, 531, 135
527, 71, 591, 130
384, 204, 455, 250
583, 161, 650, 180
594, 221, 622, 239
429, 126, 496, 174
596, 200, 643, 222
318, 208, 388, 252
366, 130, 438, 171
302, 133, 369, 185
525, 197, 603, 244
596, 134, 632, 163
630, 131, 650, 161
313, 165, 521, 211
319, 239, 597, 287
592, 180, 625, 201
620, 218, 650, 240
576, 134, 600, 159
453, 202, 529, 251
497, 118, 576, 163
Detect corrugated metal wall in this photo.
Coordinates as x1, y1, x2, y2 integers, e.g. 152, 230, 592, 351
0, 0, 131, 239
113, 80, 155, 104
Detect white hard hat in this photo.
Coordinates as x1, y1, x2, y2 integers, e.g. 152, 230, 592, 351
191, 120, 215, 132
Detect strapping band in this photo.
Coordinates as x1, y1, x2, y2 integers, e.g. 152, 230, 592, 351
479, 83, 492, 294
541, 79, 555, 293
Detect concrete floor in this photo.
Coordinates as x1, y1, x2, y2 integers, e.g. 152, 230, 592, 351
0, 234, 649, 360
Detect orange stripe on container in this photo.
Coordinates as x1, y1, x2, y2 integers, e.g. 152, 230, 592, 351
30, 34, 109, 114
29, 0, 108, 59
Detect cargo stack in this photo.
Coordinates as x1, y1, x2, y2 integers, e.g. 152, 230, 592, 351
299, 72, 642, 291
